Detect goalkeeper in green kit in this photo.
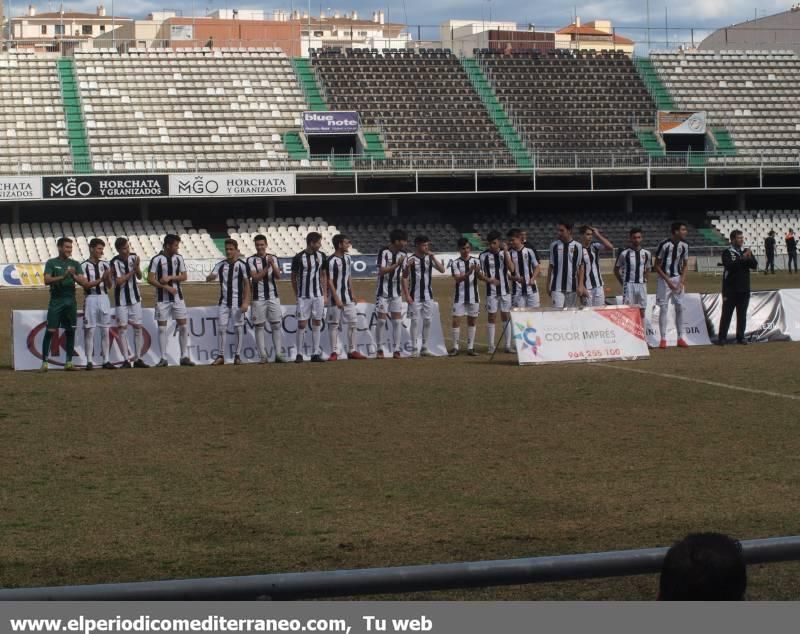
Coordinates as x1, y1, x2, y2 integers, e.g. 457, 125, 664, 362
41, 237, 90, 371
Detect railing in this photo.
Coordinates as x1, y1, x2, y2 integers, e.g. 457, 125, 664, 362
1, 536, 798, 600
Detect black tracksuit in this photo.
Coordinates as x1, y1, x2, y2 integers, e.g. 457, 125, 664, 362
787, 234, 798, 273
718, 245, 757, 343
764, 236, 776, 273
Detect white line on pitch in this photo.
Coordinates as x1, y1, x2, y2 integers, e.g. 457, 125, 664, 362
600, 364, 800, 401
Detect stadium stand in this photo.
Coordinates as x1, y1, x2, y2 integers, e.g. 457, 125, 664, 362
312, 48, 515, 162
0, 52, 73, 173
650, 50, 800, 162
711, 210, 800, 252
72, 48, 310, 172
0, 219, 221, 264
227, 216, 346, 258
478, 49, 656, 155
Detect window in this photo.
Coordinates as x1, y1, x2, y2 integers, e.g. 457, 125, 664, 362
359, 30, 368, 36
100, 25, 106, 32
54, 24, 65, 35
313, 30, 324, 36
82, 24, 93, 35
41, 25, 47, 34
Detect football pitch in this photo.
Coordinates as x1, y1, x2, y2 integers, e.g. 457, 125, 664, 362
2, 272, 800, 600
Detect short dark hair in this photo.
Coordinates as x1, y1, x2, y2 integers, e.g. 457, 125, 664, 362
306, 231, 322, 244
578, 225, 591, 235
730, 230, 743, 241
659, 533, 746, 601
56, 237, 73, 247
224, 238, 238, 249
630, 227, 643, 236
558, 219, 573, 231
671, 221, 687, 234
389, 229, 408, 243
89, 238, 105, 249
457, 237, 470, 248
486, 230, 501, 242
332, 234, 349, 249
253, 234, 267, 244
414, 235, 430, 245
114, 237, 128, 250
507, 228, 523, 239
164, 234, 181, 247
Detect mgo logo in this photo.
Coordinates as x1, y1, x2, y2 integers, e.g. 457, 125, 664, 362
26, 319, 152, 367
49, 177, 93, 198
176, 175, 220, 195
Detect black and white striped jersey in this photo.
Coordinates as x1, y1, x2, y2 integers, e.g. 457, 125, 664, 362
404, 253, 435, 302
80, 259, 110, 296
656, 239, 689, 278
450, 256, 480, 304
328, 254, 354, 305
479, 249, 512, 296
549, 240, 584, 293
376, 247, 407, 299
508, 246, 540, 295
616, 248, 651, 284
291, 250, 328, 299
582, 242, 604, 291
213, 258, 249, 308
149, 252, 186, 303
246, 254, 279, 301
111, 253, 141, 306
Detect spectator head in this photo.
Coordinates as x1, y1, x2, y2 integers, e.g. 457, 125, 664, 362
659, 533, 747, 601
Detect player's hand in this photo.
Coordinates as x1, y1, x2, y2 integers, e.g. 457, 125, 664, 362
491, 278, 500, 286
160, 276, 171, 285
579, 287, 589, 298
335, 299, 343, 309
241, 304, 249, 314
397, 254, 406, 267
66, 266, 76, 277
165, 286, 177, 297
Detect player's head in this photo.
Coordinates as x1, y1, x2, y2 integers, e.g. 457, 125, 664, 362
659, 533, 746, 601
389, 229, 408, 251
414, 235, 430, 254
457, 237, 471, 257
114, 237, 130, 257
507, 228, 523, 250
224, 238, 238, 260
306, 231, 322, 252
578, 225, 593, 246
163, 234, 181, 256
768, 230, 775, 237
629, 227, 643, 249
486, 230, 502, 253
332, 234, 351, 253
557, 220, 573, 242
730, 230, 744, 247
670, 221, 688, 241
88, 238, 105, 260
253, 234, 268, 257
56, 236, 73, 258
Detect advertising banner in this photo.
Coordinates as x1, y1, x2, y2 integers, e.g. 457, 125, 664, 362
702, 290, 791, 343
616, 293, 712, 346
0, 176, 42, 201
779, 289, 800, 341
169, 173, 296, 197
302, 111, 360, 134
42, 175, 169, 199
12, 303, 447, 370
512, 306, 650, 365
0, 263, 45, 287
657, 111, 707, 135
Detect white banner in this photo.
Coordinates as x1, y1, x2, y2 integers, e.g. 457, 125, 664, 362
779, 289, 800, 341
512, 306, 650, 365
0, 176, 42, 200
615, 293, 712, 346
169, 173, 296, 197
12, 303, 447, 370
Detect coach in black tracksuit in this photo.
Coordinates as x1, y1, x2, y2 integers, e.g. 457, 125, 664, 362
718, 230, 757, 345
764, 231, 776, 274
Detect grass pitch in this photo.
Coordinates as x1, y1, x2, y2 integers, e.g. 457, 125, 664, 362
1, 271, 800, 599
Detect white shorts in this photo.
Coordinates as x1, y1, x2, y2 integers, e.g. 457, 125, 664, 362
375, 295, 403, 315
512, 290, 540, 309
155, 298, 188, 322
551, 291, 578, 309
297, 296, 324, 322
656, 276, 684, 306
486, 294, 512, 314
624, 282, 648, 309
115, 301, 143, 327
583, 287, 605, 307
452, 302, 480, 318
327, 302, 357, 324
219, 304, 245, 328
408, 299, 435, 321
83, 294, 112, 328
251, 298, 282, 325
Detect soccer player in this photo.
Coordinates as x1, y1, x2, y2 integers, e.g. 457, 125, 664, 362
579, 225, 613, 307
614, 227, 651, 319
402, 235, 445, 357
449, 237, 485, 356
327, 234, 367, 360
507, 228, 541, 308
41, 237, 82, 371
111, 237, 148, 368
291, 231, 328, 363
207, 239, 251, 365
148, 234, 195, 367
375, 229, 408, 359
81, 238, 115, 370
479, 230, 515, 354
654, 222, 690, 348
548, 220, 586, 308
247, 234, 284, 363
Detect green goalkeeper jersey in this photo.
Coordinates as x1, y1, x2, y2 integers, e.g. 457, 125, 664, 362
44, 257, 82, 300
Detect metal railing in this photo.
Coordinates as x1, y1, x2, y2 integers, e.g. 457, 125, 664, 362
1, 536, 798, 601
